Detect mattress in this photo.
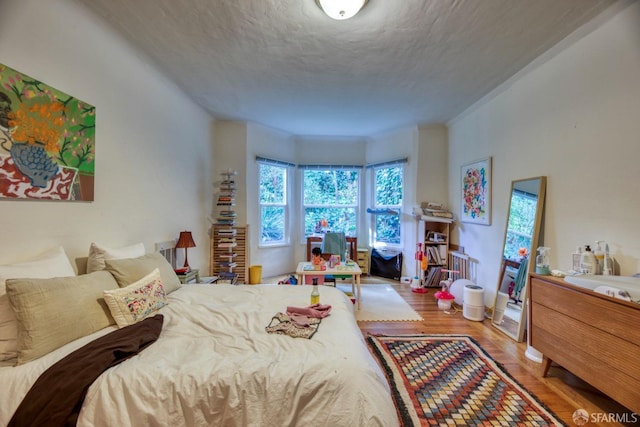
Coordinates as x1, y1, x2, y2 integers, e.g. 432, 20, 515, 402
0, 284, 398, 426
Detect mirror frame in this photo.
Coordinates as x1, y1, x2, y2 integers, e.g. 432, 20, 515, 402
492, 176, 546, 342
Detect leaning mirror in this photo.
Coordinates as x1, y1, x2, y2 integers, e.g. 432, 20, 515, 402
492, 176, 546, 342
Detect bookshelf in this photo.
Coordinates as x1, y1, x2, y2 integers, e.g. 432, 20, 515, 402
210, 169, 243, 284
210, 224, 249, 284
417, 215, 453, 287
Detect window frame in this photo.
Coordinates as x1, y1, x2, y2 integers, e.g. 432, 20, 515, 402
300, 166, 361, 240
371, 163, 404, 247
258, 160, 289, 247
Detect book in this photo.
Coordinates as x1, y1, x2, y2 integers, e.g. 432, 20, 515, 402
424, 267, 442, 287
219, 262, 237, 268
218, 242, 237, 248
428, 211, 454, 219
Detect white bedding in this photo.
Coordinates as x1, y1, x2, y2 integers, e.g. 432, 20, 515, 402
0, 284, 398, 426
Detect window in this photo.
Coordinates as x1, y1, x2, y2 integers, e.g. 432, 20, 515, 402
259, 162, 288, 245
302, 168, 359, 237
373, 165, 403, 245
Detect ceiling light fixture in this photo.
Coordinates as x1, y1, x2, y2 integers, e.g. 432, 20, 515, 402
315, 0, 368, 21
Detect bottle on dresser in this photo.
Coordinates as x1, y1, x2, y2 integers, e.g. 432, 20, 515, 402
579, 245, 597, 275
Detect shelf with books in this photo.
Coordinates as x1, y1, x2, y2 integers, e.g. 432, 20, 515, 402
210, 169, 249, 283
417, 216, 452, 287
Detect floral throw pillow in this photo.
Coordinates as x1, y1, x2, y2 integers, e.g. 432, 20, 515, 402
103, 268, 167, 327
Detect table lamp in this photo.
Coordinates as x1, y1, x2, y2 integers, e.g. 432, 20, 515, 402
176, 231, 196, 270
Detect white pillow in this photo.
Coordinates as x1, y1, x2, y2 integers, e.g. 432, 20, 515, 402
86, 242, 145, 273
0, 246, 76, 362
6, 271, 118, 365
103, 268, 167, 328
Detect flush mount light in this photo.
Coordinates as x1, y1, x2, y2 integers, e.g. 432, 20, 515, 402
315, 0, 369, 20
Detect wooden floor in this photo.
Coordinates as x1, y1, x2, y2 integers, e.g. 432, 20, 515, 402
358, 282, 636, 427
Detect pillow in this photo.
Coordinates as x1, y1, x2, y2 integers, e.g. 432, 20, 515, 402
0, 246, 76, 362
103, 268, 167, 327
86, 242, 145, 273
104, 252, 181, 294
6, 270, 118, 365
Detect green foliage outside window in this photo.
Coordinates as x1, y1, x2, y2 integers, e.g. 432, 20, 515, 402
374, 166, 403, 244
303, 170, 358, 236
259, 164, 286, 243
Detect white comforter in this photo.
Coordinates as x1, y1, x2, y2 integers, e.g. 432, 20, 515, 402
0, 284, 398, 426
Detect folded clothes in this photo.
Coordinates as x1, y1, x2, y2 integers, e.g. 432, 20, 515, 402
265, 313, 321, 339
286, 304, 332, 319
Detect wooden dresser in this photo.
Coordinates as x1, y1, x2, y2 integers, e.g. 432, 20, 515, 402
356, 248, 369, 274
529, 273, 640, 413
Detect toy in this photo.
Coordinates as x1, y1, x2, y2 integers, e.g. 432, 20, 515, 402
434, 289, 455, 310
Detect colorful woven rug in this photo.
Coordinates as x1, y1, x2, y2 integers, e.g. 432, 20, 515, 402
367, 334, 566, 426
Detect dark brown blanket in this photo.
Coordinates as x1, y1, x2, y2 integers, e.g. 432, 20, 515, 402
9, 314, 164, 427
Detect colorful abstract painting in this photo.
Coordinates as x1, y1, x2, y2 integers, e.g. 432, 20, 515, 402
0, 63, 95, 201
461, 157, 491, 225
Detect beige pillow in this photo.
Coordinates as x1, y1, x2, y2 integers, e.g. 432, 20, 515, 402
86, 242, 145, 273
6, 270, 118, 365
103, 268, 167, 328
105, 252, 181, 294
0, 246, 76, 362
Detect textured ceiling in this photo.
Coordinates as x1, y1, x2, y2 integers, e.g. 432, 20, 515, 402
74, 0, 616, 137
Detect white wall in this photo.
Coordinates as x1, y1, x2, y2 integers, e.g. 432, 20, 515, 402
448, 1, 640, 304
0, 0, 213, 269
417, 125, 449, 207
246, 122, 296, 278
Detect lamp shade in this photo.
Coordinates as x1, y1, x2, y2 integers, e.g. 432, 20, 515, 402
176, 231, 196, 248
316, 0, 368, 20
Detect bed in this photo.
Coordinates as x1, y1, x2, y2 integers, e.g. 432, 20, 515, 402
0, 246, 398, 426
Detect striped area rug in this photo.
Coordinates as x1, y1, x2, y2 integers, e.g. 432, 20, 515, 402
367, 334, 566, 426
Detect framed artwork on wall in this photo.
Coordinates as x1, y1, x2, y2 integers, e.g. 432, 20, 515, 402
0, 63, 95, 201
461, 157, 492, 225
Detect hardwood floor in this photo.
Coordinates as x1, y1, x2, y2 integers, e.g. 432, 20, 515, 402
358, 282, 636, 427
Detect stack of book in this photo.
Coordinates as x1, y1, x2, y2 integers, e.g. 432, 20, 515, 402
217, 210, 237, 226
421, 201, 454, 220
216, 169, 239, 281
426, 246, 445, 265
217, 271, 238, 284
424, 267, 446, 288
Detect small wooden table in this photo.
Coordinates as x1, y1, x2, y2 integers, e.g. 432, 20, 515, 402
295, 262, 362, 310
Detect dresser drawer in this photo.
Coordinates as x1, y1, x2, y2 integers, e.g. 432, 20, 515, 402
356, 248, 369, 274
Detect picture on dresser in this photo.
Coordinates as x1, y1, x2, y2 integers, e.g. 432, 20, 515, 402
0, 63, 95, 201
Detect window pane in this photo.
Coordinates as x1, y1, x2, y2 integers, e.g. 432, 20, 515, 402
261, 206, 285, 243
259, 163, 287, 244
304, 207, 357, 236
259, 164, 285, 204
374, 166, 403, 245
375, 167, 403, 205
375, 214, 400, 244
303, 169, 359, 237
303, 170, 359, 205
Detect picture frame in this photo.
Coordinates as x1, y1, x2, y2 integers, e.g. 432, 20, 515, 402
0, 63, 96, 201
460, 157, 492, 225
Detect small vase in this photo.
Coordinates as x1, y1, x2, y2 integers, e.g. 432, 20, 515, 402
10, 142, 59, 188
